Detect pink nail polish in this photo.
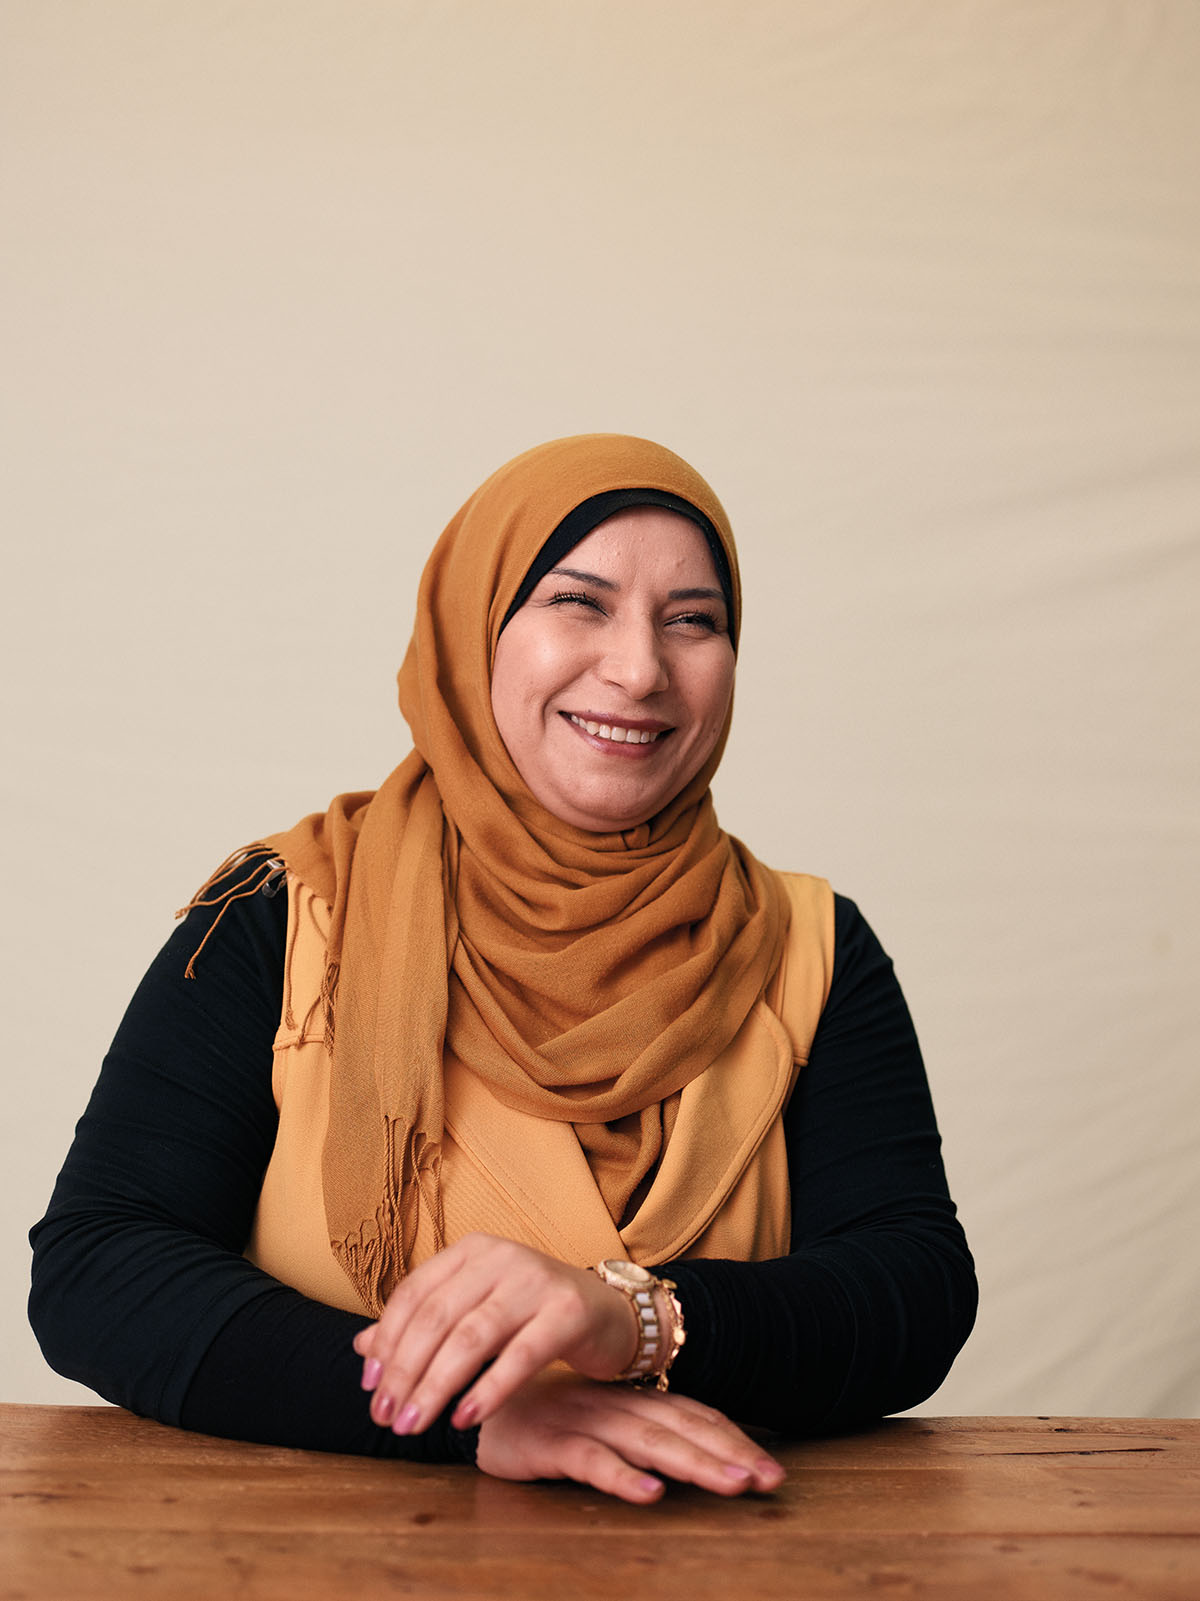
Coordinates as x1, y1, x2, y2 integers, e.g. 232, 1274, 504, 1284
639, 1475, 663, 1494
392, 1402, 420, 1436
374, 1394, 395, 1425
723, 1463, 751, 1481
361, 1358, 382, 1391
454, 1397, 479, 1428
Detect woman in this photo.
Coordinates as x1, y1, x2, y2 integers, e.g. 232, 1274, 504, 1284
30, 434, 976, 1504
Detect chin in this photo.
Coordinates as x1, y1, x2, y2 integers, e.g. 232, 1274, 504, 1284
560, 793, 664, 832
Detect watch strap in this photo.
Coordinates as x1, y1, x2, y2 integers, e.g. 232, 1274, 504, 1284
592, 1259, 686, 1390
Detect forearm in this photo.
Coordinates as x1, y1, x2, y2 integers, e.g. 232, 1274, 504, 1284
666, 1218, 976, 1432
662, 894, 977, 1432
180, 1285, 479, 1461
30, 1204, 478, 1460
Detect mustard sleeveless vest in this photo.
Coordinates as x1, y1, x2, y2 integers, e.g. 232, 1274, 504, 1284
248, 872, 835, 1314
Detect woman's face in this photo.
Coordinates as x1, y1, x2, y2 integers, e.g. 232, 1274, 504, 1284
490, 507, 736, 832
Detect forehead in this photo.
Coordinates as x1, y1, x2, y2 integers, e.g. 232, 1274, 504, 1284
554, 507, 722, 582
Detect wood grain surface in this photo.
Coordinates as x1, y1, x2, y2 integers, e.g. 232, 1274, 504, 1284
2, 1408, 1198, 1599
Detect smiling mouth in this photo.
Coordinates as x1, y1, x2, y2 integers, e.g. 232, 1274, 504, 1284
566, 714, 668, 745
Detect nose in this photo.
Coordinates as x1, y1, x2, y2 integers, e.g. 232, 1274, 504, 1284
598, 618, 670, 700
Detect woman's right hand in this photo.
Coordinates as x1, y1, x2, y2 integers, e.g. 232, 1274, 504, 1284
353, 1233, 650, 1435
475, 1368, 785, 1504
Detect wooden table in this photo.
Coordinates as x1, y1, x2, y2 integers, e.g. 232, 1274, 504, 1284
2, 1407, 1197, 1599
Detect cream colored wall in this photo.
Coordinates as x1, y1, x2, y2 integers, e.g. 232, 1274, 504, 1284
4, 2, 1198, 1415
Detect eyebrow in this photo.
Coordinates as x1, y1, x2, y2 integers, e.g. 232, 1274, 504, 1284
549, 567, 726, 606
550, 565, 618, 592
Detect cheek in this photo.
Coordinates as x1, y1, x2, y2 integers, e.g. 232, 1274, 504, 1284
692, 657, 735, 745
489, 638, 524, 752
491, 627, 577, 750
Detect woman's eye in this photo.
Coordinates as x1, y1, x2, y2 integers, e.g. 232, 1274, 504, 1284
669, 610, 722, 634
547, 589, 605, 614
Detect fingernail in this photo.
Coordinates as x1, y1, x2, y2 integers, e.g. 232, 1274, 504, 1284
639, 1475, 663, 1494
373, 1393, 395, 1425
723, 1463, 752, 1482
392, 1402, 420, 1436
756, 1457, 786, 1486
454, 1397, 479, 1428
361, 1358, 382, 1391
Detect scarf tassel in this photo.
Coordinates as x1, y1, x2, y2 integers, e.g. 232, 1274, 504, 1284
332, 1119, 445, 1316
177, 846, 285, 980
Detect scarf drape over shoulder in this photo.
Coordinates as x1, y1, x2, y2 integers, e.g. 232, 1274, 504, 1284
193, 435, 790, 1315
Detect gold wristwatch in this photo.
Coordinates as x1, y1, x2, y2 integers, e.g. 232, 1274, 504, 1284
592, 1258, 686, 1391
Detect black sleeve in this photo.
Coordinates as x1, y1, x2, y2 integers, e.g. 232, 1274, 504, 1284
663, 895, 977, 1433
27, 882, 477, 1463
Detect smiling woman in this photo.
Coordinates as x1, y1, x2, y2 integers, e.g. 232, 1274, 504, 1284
30, 434, 976, 1506
491, 508, 736, 832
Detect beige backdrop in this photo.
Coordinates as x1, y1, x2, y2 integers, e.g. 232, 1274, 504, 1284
4, 1, 1198, 1417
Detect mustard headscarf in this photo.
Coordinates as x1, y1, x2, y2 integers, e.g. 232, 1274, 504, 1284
189, 435, 789, 1315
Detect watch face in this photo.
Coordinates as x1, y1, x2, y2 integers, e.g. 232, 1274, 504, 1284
602, 1259, 653, 1285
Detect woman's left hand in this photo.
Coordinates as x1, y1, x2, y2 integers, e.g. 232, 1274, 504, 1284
352, 1232, 647, 1435
475, 1369, 784, 1502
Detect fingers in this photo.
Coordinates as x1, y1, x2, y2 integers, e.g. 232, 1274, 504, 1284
474, 1377, 669, 1504
620, 1387, 784, 1489
363, 1232, 491, 1368
365, 1268, 515, 1432
592, 1387, 785, 1497
449, 1277, 623, 1427
356, 1234, 614, 1436
389, 1289, 573, 1434
476, 1371, 785, 1504
538, 1435, 668, 1506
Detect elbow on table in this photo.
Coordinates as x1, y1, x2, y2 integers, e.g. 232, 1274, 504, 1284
28, 1229, 94, 1395
836, 1234, 979, 1429
27, 1212, 148, 1413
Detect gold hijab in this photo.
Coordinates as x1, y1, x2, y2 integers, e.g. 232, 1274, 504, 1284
193, 435, 789, 1315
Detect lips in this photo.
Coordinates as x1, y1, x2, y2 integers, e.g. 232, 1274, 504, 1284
565, 714, 668, 745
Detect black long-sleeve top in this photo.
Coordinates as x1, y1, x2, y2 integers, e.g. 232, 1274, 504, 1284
29, 879, 976, 1461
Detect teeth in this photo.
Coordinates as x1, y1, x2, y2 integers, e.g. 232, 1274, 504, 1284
570, 715, 660, 745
